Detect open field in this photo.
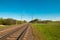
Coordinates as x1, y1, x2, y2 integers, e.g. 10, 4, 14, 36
32, 22, 60, 40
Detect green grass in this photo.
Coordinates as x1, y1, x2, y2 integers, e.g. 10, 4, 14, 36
0, 25, 5, 28
0, 25, 17, 29
32, 22, 60, 40
0, 26, 5, 28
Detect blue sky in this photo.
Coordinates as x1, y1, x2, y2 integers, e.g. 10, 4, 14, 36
0, 0, 60, 21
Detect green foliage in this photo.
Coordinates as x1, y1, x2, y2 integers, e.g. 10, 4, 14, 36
32, 22, 60, 40
29, 19, 40, 23
0, 18, 4, 24
23, 20, 27, 23
2, 18, 16, 25
16, 21, 22, 24
0, 18, 27, 25
29, 19, 52, 23
0, 18, 26, 25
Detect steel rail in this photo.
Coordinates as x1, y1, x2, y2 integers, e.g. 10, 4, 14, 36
17, 24, 29, 40
0, 25, 27, 40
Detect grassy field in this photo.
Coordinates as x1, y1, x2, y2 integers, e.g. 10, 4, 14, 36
0, 25, 18, 29
0, 25, 6, 29
0, 26, 5, 29
32, 22, 60, 40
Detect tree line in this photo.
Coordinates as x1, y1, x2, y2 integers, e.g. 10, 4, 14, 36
0, 18, 59, 25
29, 19, 52, 24
0, 18, 27, 25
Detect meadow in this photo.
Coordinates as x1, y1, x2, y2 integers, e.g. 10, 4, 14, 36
0, 25, 6, 28
32, 22, 60, 40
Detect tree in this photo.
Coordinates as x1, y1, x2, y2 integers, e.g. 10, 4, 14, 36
0, 18, 16, 25
0, 18, 27, 25
23, 20, 27, 23
29, 19, 40, 23
0, 18, 4, 25
2, 18, 16, 25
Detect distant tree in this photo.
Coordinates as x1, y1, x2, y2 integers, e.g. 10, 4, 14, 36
23, 20, 27, 23
2, 18, 16, 25
0, 18, 4, 25
0, 18, 16, 25
29, 19, 52, 24
0, 18, 27, 25
16, 21, 22, 24
29, 19, 40, 23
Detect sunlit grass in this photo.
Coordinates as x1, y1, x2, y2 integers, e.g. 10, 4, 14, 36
0, 25, 5, 28
32, 22, 60, 40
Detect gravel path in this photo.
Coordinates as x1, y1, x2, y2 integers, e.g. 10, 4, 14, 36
21, 25, 34, 40
0, 24, 27, 40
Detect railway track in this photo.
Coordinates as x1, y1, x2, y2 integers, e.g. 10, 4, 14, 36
0, 24, 29, 40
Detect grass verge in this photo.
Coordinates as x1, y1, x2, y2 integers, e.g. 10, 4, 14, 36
32, 23, 60, 40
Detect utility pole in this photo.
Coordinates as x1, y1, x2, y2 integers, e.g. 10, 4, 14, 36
21, 11, 23, 24
21, 15, 22, 21
32, 11, 34, 20
32, 14, 33, 20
